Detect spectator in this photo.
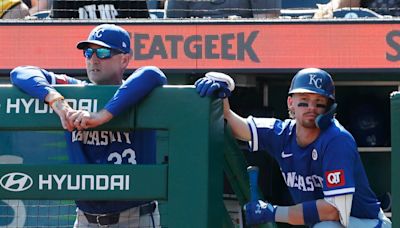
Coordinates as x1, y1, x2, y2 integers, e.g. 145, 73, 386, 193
0, 0, 30, 18
23, 0, 53, 15
51, 0, 149, 19
164, 0, 281, 19
314, 0, 400, 18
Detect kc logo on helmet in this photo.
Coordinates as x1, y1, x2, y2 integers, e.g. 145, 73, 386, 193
308, 74, 323, 89
325, 170, 345, 188
0, 172, 33, 192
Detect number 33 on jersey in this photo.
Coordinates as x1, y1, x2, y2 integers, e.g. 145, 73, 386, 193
66, 130, 156, 165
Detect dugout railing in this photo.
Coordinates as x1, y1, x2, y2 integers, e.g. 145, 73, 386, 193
0, 85, 229, 227
0, 85, 279, 228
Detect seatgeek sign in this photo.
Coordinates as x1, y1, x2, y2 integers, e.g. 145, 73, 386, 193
1, 23, 399, 71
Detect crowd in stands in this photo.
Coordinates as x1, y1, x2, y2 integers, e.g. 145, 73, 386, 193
314, 0, 400, 18
1, 0, 399, 19
164, 0, 281, 19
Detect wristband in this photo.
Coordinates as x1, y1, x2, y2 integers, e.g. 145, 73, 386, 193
48, 96, 64, 108
302, 201, 320, 225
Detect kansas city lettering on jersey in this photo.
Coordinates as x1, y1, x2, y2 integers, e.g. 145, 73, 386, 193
282, 172, 323, 192
133, 31, 260, 62
39, 174, 129, 190
72, 131, 131, 145
5, 98, 98, 114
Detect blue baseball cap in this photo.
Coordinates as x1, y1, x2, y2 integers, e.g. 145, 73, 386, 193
77, 24, 131, 54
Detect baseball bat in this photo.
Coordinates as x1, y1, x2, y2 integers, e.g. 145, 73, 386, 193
247, 166, 259, 201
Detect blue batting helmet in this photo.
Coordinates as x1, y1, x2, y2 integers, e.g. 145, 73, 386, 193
288, 68, 335, 101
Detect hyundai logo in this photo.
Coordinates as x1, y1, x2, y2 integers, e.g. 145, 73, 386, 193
0, 172, 33, 192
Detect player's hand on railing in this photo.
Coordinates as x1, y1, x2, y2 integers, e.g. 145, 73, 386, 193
194, 72, 235, 98
46, 92, 75, 131
244, 200, 277, 226
51, 99, 75, 132
67, 109, 113, 130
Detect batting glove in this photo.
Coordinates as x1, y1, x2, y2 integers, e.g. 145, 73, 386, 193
194, 72, 235, 98
244, 200, 277, 226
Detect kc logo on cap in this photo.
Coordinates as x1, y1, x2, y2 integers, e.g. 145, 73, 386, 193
93, 28, 105, 38
77, 24, 131, 54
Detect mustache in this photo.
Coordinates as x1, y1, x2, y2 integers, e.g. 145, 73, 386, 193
304, 111, 318, 116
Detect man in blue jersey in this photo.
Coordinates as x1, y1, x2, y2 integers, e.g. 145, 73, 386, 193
195, 69, 391, 227
10, 24, 167, 228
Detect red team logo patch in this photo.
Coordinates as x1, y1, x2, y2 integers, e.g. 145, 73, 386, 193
55, 74, 69, 84
325, 170, 345, 188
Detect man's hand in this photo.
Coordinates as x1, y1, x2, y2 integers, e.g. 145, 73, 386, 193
195, 72, 235, 98
51, 99, 75, 132
67, 109, 113, 131
45, 91, 76, 131
244, 200, 277, 226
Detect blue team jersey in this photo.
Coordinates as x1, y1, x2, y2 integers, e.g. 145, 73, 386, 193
247, 117, 381, 219
10, 66, 167, 214
66, 129, 157, 213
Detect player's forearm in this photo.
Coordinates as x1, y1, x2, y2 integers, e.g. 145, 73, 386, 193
10, 66, 57, 101
45, 91, 64, 103
223, 100, 251, 141
316, 199, 340, 221
275, 199, 339, 225
92, 109, 114, 126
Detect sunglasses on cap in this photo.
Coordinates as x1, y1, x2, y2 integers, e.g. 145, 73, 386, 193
83, 48, 123, 59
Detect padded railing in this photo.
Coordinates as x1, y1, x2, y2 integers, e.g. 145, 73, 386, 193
0, 85, 226, 228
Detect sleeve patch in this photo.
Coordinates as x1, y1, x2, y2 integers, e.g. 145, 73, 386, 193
325, 169, 345, 188
55, 74, 69, 84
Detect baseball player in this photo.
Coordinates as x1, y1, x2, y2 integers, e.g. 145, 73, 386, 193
10, 24, 167, 228
195, 69, 391, 227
